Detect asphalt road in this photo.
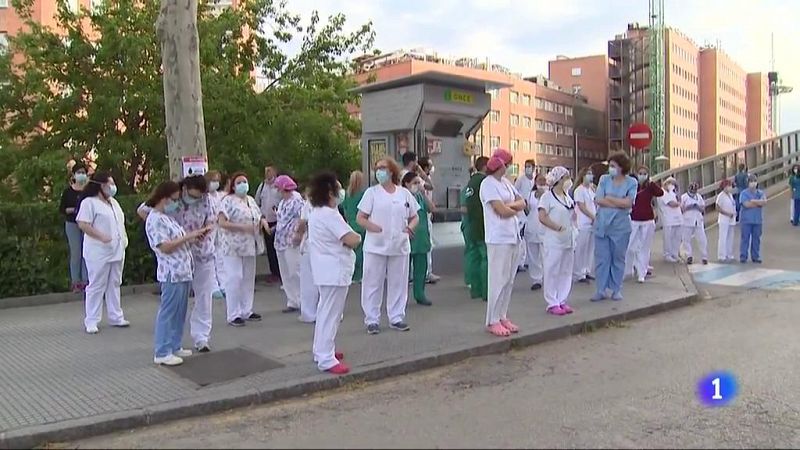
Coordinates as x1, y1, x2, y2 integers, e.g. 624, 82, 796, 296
66, 283, 800, 449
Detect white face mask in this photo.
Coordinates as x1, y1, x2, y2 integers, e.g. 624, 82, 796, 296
536, 185, 549, 192
562, 180, 574, 192
749, 182, 757, 189
409, 184, 421, 194
666, 185, 675, 192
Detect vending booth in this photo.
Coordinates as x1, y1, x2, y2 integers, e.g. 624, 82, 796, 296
354, 71, 511, 220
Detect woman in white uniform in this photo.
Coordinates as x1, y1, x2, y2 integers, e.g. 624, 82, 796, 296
715, 179, 737, 262
294, 188, 318, 323
357, 157, 420, 335
76, 172, 129, 334
657, 177, 682, 262
480, 149, 526, 337
573, 166, 596, 283
538, 166, 577, 316
308, 172, 362, 375
271, 175, 304, 314
680, 182, 708, 265
218, 171, 268, 327
525, 173, 547, 290
206, 170, 226, 299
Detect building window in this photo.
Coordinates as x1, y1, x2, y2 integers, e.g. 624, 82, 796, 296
0, 33, 7, 54
522, 141, 531, 152
536, 97, 545, 109
523, 116, 532, 128
67, 0, 79, 12
510, 114, 520, 126
546, 144, 554, 155
511, 139, 519, 152
0, 0, 8, 8
536, 119, 545, 131
522, 94, 531, 106
544, 101, 554, 112
489, 89, 499, 100
536, 142, 544, 153
572, 84, 582, 95
490, 110, 500, 123
556, 104, 564, 114
490, 136, 501, 148
545, 122, 554, 132
556, 124, 564, 134
508, 164, 519, 178
571, 67, 582, 76
564, 126, 573, 136
510, 91, 519, 103
565, 106, 573, 116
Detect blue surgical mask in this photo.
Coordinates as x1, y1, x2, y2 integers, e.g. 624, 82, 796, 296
165, 200, 181, 214
608, 166, 619, 177
235, 182, 249, 196
336, 189, 346, 206
525, 166, 534, 177
375, 169, 391, 185
183, 194, 200, 205
103, 184, 117, 198
208, 181, 220, 192
584, 174, 594, 184
74, 173, 88, 184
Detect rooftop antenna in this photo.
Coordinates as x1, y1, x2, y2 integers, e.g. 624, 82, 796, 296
769, 32, 793, 135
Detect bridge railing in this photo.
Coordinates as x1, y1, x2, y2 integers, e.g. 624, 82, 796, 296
651, 130, 800, 213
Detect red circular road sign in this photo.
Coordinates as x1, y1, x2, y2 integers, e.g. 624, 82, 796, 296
627, 123, 653, 150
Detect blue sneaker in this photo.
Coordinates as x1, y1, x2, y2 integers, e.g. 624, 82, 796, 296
611, 292, 624, 301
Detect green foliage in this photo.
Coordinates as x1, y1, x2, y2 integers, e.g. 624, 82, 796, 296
0, 0, 374, 203
0, 196, 154, 297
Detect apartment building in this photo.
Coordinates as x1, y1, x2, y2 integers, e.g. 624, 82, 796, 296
745, 72, 773, 144
353, 49, 607, 176
666, 29, 701, 167
548, 54, 609, 112
698, 47, 748, 159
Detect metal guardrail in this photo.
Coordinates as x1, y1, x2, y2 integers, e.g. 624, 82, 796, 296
651, 130, 800, 212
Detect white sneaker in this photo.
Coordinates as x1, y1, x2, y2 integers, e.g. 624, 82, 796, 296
154, 355, 183, 366
110, 319, 130, 328
175, 348, 193, 358
85, 326, 99, 334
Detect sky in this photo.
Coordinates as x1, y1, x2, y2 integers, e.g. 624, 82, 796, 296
284, 0, 799, 134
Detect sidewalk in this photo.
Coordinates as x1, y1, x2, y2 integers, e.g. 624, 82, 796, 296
0, 252, 697, 449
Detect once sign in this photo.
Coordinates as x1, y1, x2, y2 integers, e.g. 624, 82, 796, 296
627, 123, 653, 150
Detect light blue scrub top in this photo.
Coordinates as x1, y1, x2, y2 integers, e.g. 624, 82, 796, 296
593, 174, 638, 238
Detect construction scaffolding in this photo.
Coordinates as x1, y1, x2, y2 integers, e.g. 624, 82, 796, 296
648, 0, 666, 171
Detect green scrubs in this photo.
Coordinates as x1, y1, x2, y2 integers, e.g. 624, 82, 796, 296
410, 192, 432, 303
459, 186, 473, 287
465, 172, 488, 301
341, 189, 366, 282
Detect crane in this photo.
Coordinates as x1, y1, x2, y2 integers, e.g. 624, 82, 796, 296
648, 0, 667, 171
768, 33, 792, 135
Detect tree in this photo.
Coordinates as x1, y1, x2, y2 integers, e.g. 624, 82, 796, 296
0, 0, 374, 202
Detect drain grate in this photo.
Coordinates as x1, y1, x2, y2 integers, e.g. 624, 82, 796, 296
165, 347, 285, 387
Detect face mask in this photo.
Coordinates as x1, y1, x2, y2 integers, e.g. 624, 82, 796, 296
74, 173, 88, 184
409, 184, 421, 194
688, 188, 697, 196
208, 181, 220, 192
183, 194, 200, 205
375, 169, 391, 185
525, 167, 534, 177
562, 180, 574, 192
794, 169, 799, 174
608, 166, 619, 177
164, 200, 181, 214
235, 181, 249, 196
724, 186, 733, 193
637, 174, 649, 183
103, 184, 117, 198
749, 182, 757, 189
584, 174, 594, 184
429, 166, 435, 175
537, 185, 549, 192
666, 185, 675, 192
338, 189, 346, 202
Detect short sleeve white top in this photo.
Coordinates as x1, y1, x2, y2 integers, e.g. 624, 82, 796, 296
680, 193, 706, 227
76, 196, 127, 263
219, 194, 264, 257
299, 200, 312, 254
657, 191, 683, 227
308, 206, 356, 286
538, 190, 576, 249
524, 191, 544, 244
479, 175, 520, 245
573, 185, 596, 230
716, 192, 736, 225
358, 185, 420, 256
514, 175, 535, 204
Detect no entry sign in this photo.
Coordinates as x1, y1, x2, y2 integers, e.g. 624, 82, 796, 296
627, 123, 653, 150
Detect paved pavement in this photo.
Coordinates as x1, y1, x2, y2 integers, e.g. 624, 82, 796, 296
67, 266, 800, 449
0, 228, 697, 447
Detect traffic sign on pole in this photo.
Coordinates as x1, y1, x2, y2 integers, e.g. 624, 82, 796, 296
627, 123, 653, 150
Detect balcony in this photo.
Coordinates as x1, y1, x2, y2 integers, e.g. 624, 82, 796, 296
608, 41, 621, 60
609, 65, 621, 79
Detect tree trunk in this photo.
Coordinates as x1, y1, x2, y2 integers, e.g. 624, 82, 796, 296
156, 0, 207, 181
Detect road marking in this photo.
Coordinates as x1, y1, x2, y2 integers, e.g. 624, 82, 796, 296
689, 263, 800, 291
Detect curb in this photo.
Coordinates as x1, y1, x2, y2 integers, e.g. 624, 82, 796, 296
0, 268, 699, 449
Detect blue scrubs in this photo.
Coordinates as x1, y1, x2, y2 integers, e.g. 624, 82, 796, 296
738, 188, 765, 262
593, 174, 638, 299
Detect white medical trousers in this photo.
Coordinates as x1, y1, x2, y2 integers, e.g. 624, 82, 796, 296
543, 246, 574, 309
486, 243, 519, 326
298, 250, 319, 323
717, 223, 736, 261
526, 241, 543, 284
223, 255, 256, 322
190, 258, 214, 346
682, 224, 708, 260
625, 220, 656, 280
662, 225, 682, 261
361, 252, 410, 326
313, 285, 349, 371
84, 259, 125, 329
277, 247, 302, 309
212, 230, 227, 293
426, 214, 434, 277
573, 227, 595, 280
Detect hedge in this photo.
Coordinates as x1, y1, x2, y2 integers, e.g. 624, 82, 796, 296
0, 195, 156, 298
